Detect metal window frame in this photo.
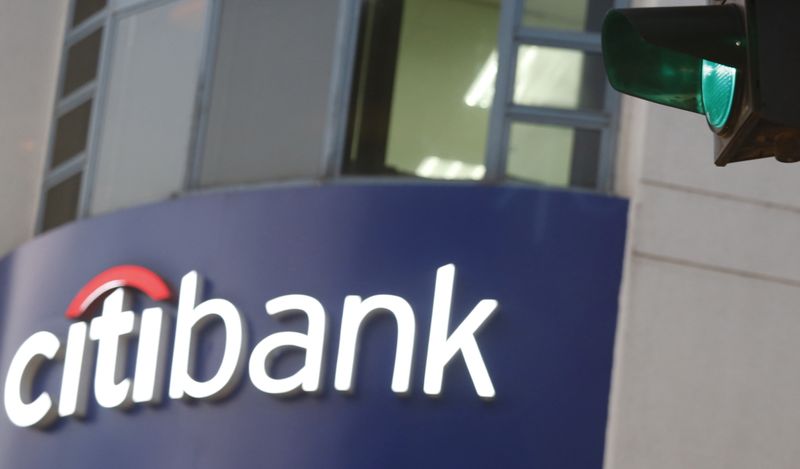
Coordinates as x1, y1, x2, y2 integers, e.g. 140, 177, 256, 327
184, 0, 223, 190
76, 12, 115, 220
321, 0, 363, 179
36, 1, 110, 233
484, 0, 629, 192
484, 0, 524, 182
597, 0, 630, 193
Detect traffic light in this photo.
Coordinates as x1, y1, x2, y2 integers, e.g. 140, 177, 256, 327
602, 1, 800, 166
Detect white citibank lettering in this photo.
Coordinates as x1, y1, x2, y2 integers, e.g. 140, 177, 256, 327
3, 264, 498, 428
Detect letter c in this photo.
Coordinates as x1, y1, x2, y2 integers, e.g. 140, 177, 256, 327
3, 331, 62, 428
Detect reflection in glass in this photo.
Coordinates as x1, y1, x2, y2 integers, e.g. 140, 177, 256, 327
415, 156, 485, 180
514, 46, 604, 110
463, 46, 605, 111
463, 50, 498, 110
507, 123, 600, 188
522, 0, 612, 32
42, 173, 82, 232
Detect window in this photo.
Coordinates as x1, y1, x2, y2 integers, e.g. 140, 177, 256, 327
90, 0, 210, 215
39, 0, 212, 232
38, 0, 625, 234
344, 0, 498, 179
344, 0, 623, 190
41, 0, 343, 231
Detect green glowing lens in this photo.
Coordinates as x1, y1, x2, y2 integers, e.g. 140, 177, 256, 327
701, 59, 737, 130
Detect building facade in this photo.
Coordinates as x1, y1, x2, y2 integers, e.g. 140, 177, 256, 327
1, 0, 799, 468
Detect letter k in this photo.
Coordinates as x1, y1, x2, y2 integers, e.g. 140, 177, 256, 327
423, 264, 498, 399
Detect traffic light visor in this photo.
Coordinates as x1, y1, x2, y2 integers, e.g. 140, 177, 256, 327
602, 9, 703, 114
602, 5, 746, 128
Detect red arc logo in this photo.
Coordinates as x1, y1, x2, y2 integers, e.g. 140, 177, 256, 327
64, 265, 173, 319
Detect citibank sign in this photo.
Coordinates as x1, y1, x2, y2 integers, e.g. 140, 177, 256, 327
3, 263, 498, 429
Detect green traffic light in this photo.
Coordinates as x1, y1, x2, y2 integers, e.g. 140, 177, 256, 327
701, 59, 737, 130
601, 7, 745, 133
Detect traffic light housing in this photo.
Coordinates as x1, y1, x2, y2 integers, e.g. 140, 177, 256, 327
602, 1, 800, 166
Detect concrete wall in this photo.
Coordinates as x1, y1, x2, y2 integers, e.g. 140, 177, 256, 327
0, 3, 68, 256
606, 1, 800, 468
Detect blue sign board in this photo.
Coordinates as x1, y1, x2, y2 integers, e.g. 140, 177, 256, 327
0, 184, 627, 468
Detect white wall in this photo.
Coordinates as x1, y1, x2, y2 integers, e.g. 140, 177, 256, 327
607, 1, 800, 468
0, 2, 68, 256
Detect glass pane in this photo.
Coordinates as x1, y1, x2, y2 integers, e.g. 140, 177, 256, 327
72, 0, 107, 27
345, 0, 499, 180
42, 173, 82, 232
62, 28, 103, 97
51, 100, 92, 168
514, 45, 605, 111
199, 0, 341, 187
522, 0, 613, 33
507, 123, 601, 189
91, 0, 209, 215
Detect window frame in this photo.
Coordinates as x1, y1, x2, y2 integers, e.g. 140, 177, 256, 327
38, 0, 220, 233
37, 2, 110, 233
